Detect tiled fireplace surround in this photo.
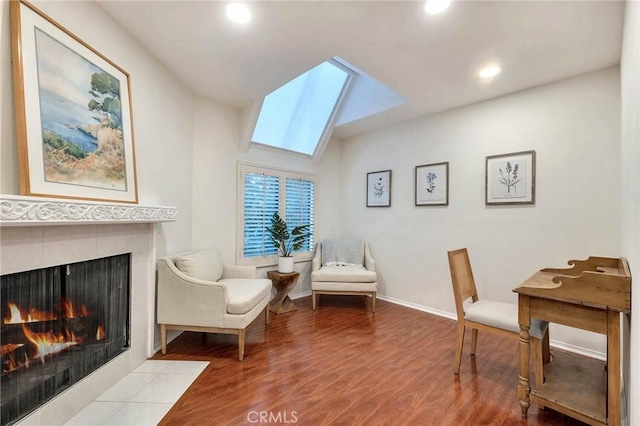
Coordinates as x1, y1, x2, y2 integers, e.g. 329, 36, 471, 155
1, 195, 177, 425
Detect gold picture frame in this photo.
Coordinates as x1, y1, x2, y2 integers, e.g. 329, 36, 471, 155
11, 0, 138, 203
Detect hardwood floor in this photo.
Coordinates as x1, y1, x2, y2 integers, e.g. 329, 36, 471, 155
154, 296, 587, 426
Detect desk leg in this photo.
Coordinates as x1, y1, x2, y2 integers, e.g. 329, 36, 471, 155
518, 295, 531, 419
608, 310, 621, 426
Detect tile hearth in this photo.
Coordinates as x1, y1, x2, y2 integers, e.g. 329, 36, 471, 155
62, 360, 208, 426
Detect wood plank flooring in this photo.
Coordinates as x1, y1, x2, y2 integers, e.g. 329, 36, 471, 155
154, 296, 587, 425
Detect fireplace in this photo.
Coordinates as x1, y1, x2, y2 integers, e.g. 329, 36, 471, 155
0, 196, 177, 424
1, 253, 131, 425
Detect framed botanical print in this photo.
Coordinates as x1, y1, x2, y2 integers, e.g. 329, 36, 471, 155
485, 150, 535, 205
415, 162, 449, 206
366, 170, 391, 207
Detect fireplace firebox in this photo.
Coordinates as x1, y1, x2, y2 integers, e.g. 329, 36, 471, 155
1, 254, 131, 425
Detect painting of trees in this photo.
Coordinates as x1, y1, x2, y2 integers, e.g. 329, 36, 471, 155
88, 72, 122, 129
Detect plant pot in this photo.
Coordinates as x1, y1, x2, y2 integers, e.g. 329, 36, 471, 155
278, 256, 294, 273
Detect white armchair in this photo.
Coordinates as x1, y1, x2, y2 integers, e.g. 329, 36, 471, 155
311, 240, 378, 312
157, 248, 272, 361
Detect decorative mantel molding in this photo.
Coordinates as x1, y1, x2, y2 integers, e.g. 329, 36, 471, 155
0, 194, 178, 226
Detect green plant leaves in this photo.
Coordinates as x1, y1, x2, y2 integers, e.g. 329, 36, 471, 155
265, 212, 310, 257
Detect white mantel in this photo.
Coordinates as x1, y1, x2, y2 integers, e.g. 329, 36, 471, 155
0, 194, 178, 226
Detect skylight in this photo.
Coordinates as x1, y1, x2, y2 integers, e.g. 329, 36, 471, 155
251, 59, 354, 156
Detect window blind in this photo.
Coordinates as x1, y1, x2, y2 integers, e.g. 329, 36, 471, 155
243, 172, 280, 257
285, 177, 315, 252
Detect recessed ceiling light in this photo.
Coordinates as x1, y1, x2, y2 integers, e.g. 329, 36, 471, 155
424, 0, 452, 15
479, 65, 502, 79
226, 3, 251, 24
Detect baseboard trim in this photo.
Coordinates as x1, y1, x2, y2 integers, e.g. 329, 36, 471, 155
291, 291, 312, 299
547, 340, 606, 361
377, 294, 457, 321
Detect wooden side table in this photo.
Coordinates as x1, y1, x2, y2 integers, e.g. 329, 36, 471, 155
267, 271, 299, 314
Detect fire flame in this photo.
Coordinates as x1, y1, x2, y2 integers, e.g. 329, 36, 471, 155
2, 300, 100, 373
21, 323, 80, 363
4, 303, 57, 324
62, 298, 90, 319
4, 299, 91, 325
96, 324, 106, 341
1, 343, 24, 357
5, 354, 17, 372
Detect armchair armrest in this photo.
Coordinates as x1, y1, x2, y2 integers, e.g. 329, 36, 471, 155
157, 258, 228, 326
222, 264, 257, 279
364, 243, 375, 272
312, 243, 321, 271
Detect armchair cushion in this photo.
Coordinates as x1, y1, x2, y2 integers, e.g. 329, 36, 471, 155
175, 247, 223, 282
312, 280, 377, 293
311, 265, 376, 283
223, 264, 258, 279
220, 278, 272, 315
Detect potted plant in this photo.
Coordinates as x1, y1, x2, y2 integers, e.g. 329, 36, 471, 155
265, 212, 310, 273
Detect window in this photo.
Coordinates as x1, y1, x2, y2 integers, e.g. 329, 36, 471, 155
238, 163, 316, 265
251, 59, 354, 157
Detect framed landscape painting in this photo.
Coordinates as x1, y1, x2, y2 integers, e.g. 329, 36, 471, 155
415, 162, 449, 206
11, 0, 138, 203
485, 150, 535, 205
367, 170, 391, 207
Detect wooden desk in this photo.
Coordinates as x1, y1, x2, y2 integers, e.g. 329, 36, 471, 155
267, 271, 299, 315
514, 257, 631, 426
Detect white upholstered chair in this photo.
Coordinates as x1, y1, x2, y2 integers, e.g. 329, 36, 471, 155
311, 240, 377, 312
448, 248, 550, 385
157, 248, 271, 361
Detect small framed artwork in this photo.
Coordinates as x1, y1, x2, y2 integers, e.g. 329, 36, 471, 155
415, 162, 449, 206
10, 0, 138, 203
485, 150, 535, 205
367, 170, 392, 207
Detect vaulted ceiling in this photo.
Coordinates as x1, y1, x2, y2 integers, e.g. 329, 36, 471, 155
97, 1, 624, 139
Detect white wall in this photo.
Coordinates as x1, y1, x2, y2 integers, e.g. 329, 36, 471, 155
0, 0, 195, 258
621, 1, 639, 424
0, 0, 16, 194
341, 67, 621, 354
191, 96, 343, 297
